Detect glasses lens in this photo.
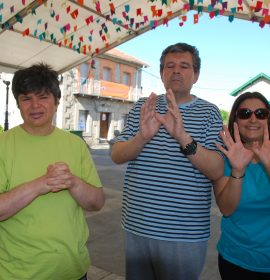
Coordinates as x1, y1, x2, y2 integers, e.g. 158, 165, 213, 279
237, 108, 269, 120
255, 108, 269, 120
237, 108, 252, 119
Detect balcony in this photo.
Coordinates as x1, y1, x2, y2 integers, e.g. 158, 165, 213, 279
71, 78, 142, 101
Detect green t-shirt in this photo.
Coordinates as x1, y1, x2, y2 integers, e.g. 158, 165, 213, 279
0, 126, 102, 280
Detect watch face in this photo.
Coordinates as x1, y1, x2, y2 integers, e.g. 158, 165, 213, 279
181, 139, 197, 155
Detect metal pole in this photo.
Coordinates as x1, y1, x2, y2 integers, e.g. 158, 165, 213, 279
3, 80, 10, 131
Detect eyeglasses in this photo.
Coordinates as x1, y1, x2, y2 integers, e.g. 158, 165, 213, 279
236, 108, 270, 120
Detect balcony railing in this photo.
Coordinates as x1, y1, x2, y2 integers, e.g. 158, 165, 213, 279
71, 78, 142, 101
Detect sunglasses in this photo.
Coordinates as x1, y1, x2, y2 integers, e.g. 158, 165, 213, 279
236, 108, 270, 120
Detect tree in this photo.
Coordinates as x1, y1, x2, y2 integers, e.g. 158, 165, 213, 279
220, 109, 229, 125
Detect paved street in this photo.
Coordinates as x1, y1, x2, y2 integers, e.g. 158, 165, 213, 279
86, 146, 222, 280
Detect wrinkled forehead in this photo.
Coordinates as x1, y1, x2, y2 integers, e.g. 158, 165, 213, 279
164, 52, 193, 63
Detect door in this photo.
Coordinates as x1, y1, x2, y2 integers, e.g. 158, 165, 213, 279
100, 112, 110, 138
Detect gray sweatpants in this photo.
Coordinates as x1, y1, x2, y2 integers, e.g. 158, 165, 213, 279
125, 231, 207, 280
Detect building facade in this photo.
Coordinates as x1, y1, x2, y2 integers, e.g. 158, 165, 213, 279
58, 49, 148, 146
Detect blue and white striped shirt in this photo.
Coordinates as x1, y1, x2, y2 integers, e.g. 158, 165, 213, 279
117, 94, 223, 241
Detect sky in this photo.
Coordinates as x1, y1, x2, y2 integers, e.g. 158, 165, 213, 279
117, 12, 270, 111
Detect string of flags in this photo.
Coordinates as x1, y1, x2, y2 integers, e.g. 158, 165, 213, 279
0, 0, 269, 57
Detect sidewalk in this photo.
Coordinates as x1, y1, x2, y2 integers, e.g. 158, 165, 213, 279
86, 146, 222, 280
87, 266, 124, 280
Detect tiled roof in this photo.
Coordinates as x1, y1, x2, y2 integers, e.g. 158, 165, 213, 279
105, 49, 149, 67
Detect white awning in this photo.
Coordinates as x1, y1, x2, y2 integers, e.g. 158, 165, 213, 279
0, 0, 269, 73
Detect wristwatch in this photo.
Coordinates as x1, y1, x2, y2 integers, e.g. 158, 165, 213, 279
180, 139, 197, 155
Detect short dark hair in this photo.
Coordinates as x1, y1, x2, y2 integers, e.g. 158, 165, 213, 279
160, 43, 201, 73
12, 63, 61, 103
228, 91, 270, 140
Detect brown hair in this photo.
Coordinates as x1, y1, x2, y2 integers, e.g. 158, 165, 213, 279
228, 91, 270, 140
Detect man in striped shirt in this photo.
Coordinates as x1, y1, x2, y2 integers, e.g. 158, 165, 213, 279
111, 43, 224, 280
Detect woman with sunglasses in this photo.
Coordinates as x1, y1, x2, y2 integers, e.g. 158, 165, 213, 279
214, 91, 270, 279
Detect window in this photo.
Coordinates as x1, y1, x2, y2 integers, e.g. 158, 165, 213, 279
78, 110, 88, 131
103, 67, 111, 81
123, 72, 131, 86
80, 63, 89, 79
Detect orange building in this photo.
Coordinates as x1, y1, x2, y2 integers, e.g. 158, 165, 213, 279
59, 49, 148, 146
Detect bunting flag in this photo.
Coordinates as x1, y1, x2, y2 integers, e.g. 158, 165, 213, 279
22, 27, 29, 36
70, 9, 79, 19
0, 0, 269, 59
109, 3, 115, 15
85, 16, 93, 25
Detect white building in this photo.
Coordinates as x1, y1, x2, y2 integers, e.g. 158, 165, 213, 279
230, 73, 270, 100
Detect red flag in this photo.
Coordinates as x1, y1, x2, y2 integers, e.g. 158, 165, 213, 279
70, 9, 78, 19
194, 14, 199, 24
209, 11, 215, 18
151, 6, 157, 17
157, 9, 163, 17
264, 15, 270, 23
96, 2, 101, 13
163, 18, 169, 26
85, 16, 93, 25
109, 3, 115, 15
237, 6, 243, 12
22, 28, 29, 36
256, 1, 263, 11
137, 8, 142, 16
